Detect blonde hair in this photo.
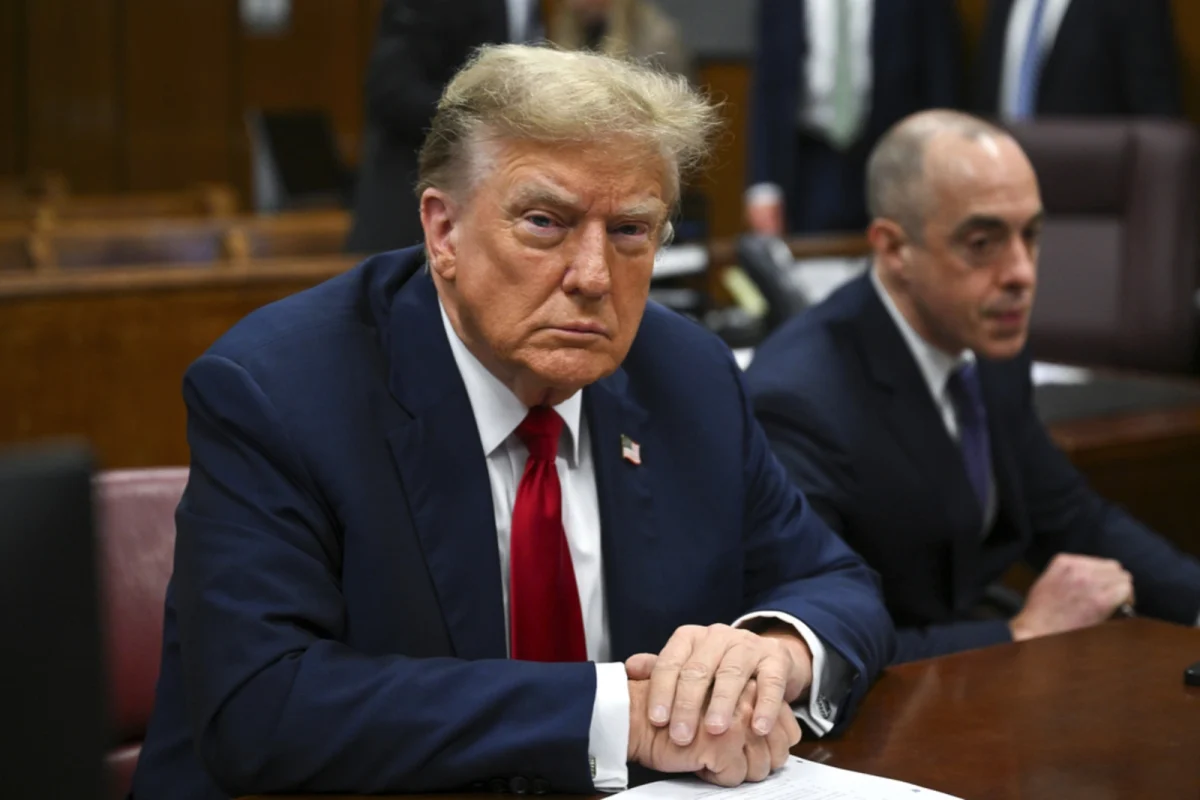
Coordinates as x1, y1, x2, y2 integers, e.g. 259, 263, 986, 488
416, 44, 719, 210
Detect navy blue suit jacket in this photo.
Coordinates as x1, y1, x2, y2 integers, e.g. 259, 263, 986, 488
131, 248, 894, 799
749, 0, 960, 232
746, 274, 1200, 664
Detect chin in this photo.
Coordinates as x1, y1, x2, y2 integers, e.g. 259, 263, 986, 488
526, 349, 621, 391
976, 333, 1029, 362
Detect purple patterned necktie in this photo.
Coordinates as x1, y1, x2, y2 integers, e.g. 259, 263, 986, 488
946, 363, 992, 513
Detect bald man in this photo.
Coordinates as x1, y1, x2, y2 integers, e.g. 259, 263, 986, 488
745, 110, 1200, 664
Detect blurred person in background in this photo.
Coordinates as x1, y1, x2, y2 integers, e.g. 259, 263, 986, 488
746, 0, 961, 236
747, 110, 1200, 665
973, 0, 1182, 120
347, 0, 543, 254
548, 0, 692, 78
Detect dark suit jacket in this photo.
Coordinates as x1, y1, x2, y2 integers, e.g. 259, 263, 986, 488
346, 0, 513, 253
972, 0, 1182, 117
130, 247, 895, 799
749, 0, 960, 232
746, 274, 1200, 665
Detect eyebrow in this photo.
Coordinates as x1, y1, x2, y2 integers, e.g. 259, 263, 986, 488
507, 183, 667, 222
951, 209, 1046, 239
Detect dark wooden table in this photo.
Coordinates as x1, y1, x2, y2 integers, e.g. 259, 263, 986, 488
793, 618, 1200, 799
252, 619, 1200, 800
1041, 382, 1200, 557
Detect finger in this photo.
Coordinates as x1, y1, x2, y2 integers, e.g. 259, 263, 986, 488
766, 707, 800, 770
703, 639, 759, 736
625, 653, 658, 681
647, 626, 701, 728
696, 682, 755, 788
745, 738, 772, 783
668, 627, 737, 745
749, 643, 791, 736
704, 749, 750, 788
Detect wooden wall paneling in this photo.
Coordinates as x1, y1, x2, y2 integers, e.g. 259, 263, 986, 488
0, 259, 355, 468
25, 0, 121, 191
120, 0, 238, 193
696, 59, 751, 240
1172, 0, 1200, 126
0, 0, 24, 177
240, 0, 366, 178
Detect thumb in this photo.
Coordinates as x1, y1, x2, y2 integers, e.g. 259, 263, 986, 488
625, 652, 658, 680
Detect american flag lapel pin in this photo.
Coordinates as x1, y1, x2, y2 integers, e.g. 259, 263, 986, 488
620, 434, 642, 465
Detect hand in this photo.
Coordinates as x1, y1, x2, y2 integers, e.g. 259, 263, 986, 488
627, 677, 800, 786
1009, 553, 1134, 642
745, 197, 785, 237
626, 624, 812, 747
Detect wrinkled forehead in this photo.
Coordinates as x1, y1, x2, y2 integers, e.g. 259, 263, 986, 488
473, 135, 674, 218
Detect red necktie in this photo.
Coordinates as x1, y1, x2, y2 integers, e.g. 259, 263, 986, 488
509, 406, 588, 662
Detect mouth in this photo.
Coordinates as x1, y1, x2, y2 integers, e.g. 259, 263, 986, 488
548, 322, 611, 339
988, 309, 1028, 326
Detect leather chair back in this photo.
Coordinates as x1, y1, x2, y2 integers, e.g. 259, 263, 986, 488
1007, 119, 1200, 372
96, 468, 187, 799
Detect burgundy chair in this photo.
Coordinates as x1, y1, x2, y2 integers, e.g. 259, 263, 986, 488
95, 468, 188, 799
1006, 119, 1200, 373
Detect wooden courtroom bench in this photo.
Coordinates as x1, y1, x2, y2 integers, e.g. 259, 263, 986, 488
0, 182, 238, 224
0, 256, 358, 468
13, 210, 351, 269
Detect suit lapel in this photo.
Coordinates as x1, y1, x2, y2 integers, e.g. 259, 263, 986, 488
978, 362, 1029, 550
851, 276, 984, 610
977, 0, 1016, 112
382, 268, 507, 661
585, 369, 660, 659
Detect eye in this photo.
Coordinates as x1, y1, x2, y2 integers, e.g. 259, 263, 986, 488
527, 214, 556, 229
612, 222, 650, 238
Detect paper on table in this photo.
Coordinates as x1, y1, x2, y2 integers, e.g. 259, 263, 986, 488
618, 756, 961, 800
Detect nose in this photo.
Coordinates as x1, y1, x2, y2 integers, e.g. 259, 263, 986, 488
563, 221, 612, 299
1002, 235, 1037, 292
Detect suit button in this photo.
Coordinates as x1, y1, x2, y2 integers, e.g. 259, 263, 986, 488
488, 777, 508, 793
533, 778, 551, 794
510, 776, 530, 794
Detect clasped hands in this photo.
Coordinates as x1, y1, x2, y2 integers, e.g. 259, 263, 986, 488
624, 623, 812, 787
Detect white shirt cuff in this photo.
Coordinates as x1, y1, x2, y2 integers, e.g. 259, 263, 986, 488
732, 610, 834, 736
745, 182, 784, 206
589, 662, 630, 791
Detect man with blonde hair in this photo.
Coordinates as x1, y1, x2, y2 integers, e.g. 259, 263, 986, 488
132, 45, 893, 799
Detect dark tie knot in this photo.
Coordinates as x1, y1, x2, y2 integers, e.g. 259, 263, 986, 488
517, 406, 564, 461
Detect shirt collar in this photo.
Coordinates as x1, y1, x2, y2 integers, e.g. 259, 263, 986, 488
869, 268, 974, 402
439, 297, 583, 465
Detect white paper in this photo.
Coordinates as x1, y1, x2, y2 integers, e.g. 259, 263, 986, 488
619, 756, 961, 800
1031, 361, 1093, 386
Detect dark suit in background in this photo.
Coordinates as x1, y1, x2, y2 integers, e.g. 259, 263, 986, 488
347, 0, 515, 253
746, 275, 1200, 664
972, 0, 1182, 118
748, 0, 960, 233
130, 248, 894, 799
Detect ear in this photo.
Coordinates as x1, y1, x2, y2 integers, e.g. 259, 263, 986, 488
867, 218, 911, 283
421, 188, 461, 281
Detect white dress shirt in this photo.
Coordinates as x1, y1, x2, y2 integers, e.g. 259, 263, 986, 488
871, 270, 998, 535
505, 0, 537, 43
747, 0, 874, 207
439, 301, 836, 790
798, 0, 874, 140
999, 0, 1074, 119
